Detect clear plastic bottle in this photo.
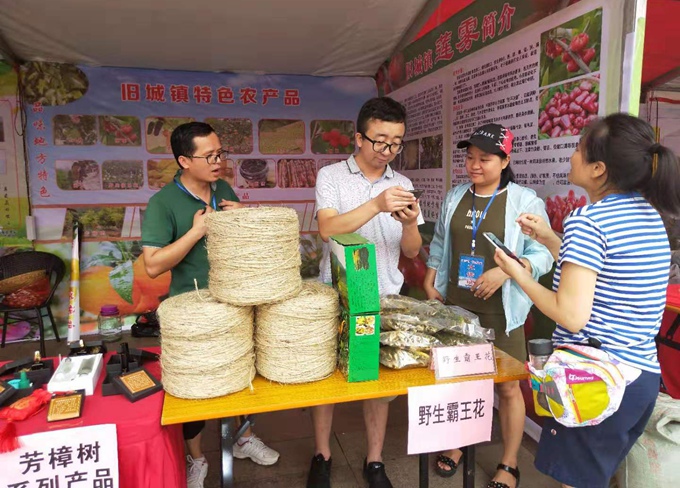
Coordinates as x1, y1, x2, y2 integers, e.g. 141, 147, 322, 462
98, 304, 122, 342
528, 338, 553, 370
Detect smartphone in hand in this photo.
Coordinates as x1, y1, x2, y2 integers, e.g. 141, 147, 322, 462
408, 189, 424, 210
392, 189, 424, 217
483, 232, 526, 268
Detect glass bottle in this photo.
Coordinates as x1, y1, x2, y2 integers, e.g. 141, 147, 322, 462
98, 304, 122, 342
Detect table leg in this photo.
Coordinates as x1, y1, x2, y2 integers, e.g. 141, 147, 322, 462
220, 416, 255, 488
220, 417, 236, 488
462, 445, 476, 488
418, 453, 429, 488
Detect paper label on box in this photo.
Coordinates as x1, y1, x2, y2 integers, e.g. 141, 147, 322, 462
339, 311, 380, 382
355, 315, 375, 336
432, 343, 496, 379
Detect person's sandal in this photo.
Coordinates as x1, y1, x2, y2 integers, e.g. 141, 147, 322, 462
487, 463, 520, 488
434, 453, 458, 478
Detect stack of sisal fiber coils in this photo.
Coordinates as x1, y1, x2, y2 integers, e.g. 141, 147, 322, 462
157, 289, 254, 399
255, 281, 340, 383
205, 206, 302, 306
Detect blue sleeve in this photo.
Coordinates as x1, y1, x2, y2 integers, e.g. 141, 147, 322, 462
519, 194, 555, 279
427, 189, 453, 269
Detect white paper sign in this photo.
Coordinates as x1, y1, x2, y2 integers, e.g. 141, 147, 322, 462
408, 379, 494, 455
432, 343, 497, 379
0, 424, 119, 488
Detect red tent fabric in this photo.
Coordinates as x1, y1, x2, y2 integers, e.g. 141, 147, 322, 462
642, 0, 680, 85
413, 0, 473, 40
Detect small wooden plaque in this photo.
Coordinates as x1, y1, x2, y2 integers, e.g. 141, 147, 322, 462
112, 367, 162, 403
47, 391, 84, 422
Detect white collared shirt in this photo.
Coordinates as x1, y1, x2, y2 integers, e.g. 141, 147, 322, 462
316, 155, 424, 295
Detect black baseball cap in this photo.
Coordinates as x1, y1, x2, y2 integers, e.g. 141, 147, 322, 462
457, 123, 514, 157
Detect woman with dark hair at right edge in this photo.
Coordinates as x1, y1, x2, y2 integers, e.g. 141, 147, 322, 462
493, 113, 680, 488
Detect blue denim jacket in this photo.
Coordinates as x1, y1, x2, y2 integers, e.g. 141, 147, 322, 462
427, 182, 554, 334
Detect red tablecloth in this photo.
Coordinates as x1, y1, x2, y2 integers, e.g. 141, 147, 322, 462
1, 348, 185, 488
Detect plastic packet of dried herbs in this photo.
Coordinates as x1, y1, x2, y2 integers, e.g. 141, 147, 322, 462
380, 313, 445, 334
379, 346, 430, 369
424, 300, 495, 340
380, 294, 438, 316
379, 330, 442, 349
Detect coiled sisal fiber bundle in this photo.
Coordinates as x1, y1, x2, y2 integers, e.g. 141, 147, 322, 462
255, 281, 340, 383
206, 206, 302, 306
157, 290, 255, 399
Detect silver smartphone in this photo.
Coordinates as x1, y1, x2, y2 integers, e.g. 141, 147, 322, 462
483, 232, 526, 268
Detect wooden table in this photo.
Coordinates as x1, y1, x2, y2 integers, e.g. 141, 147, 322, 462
162, 348, 527, 488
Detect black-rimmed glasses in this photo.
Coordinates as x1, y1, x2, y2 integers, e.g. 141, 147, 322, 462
360, 133, 404, 155
188, 151, 229, 165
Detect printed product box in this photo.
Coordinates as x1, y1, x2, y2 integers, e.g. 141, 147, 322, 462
338, 308, 380, 382
330, 233, 380, 314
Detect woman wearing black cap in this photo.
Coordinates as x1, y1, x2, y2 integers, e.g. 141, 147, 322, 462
424, 123, 554, 488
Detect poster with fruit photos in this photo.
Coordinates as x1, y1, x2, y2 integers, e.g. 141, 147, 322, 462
17, 64, 375, 341
388, 70, 448, 223
385, 0, 613, 233
449, 1, 608, 233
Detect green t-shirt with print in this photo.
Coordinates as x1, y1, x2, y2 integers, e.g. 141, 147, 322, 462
141, 171, 239, 297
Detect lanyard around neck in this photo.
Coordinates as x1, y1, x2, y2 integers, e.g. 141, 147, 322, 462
175, 179, 217, 210
470, 185, 500, 254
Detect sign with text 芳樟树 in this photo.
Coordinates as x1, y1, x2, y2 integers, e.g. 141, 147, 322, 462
0, 424, 119, 487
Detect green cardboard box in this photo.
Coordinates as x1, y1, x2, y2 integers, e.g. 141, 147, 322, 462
338, 308, 380, 382
330, 233, 380, 314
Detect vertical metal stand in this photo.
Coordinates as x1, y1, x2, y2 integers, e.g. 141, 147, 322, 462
220, 416, 254, 488
462, 445, 476, 488
220, 417, 236, 488
418, 453, 429, 488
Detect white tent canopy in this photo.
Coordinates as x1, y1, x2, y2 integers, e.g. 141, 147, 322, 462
0, 0, 430, 76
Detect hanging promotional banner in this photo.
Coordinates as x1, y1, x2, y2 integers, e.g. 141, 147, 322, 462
387, 0, 617, 235
377, 0, 591, 96
0, 61, 31, 246
16, 62, 376, 342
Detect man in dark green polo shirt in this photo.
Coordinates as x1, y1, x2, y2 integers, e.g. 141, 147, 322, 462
142, 122, 279, 488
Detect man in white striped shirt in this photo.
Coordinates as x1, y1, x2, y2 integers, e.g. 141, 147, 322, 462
309, 97, 423, 488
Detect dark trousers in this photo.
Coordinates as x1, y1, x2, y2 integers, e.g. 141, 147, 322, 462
183, 421, 205, 440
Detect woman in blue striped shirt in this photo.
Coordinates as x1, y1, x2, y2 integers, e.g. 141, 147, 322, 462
494, 113, 680, 488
